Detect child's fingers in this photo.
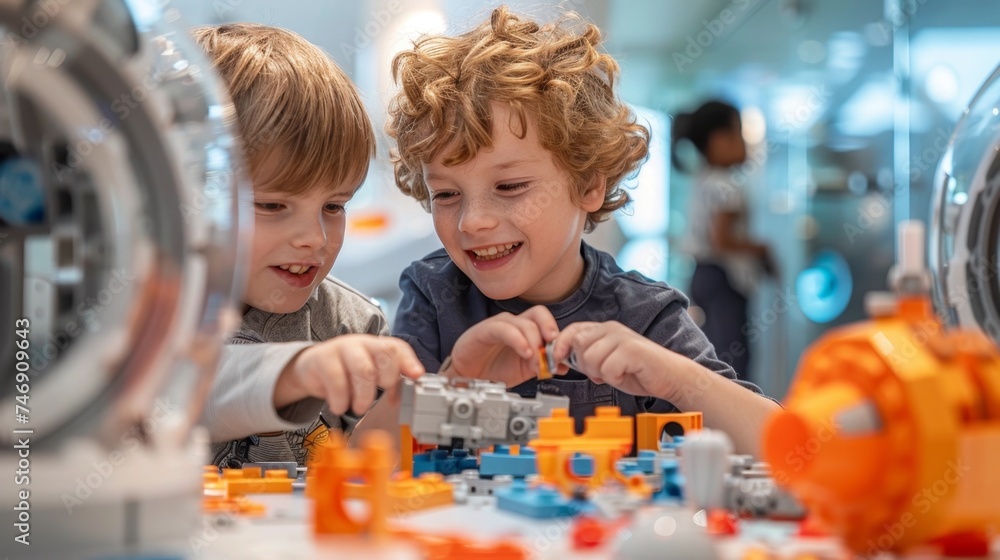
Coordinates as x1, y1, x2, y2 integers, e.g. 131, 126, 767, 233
485, 318, 537, 361
340, 343, 379, 416
578, 334, 617, 378
391, 338, 426, 380
520, 305, 560, 341
551, 322, 600, 363
320, 356, 351, 416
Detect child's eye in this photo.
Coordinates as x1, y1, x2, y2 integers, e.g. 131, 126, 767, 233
497, 182, 529, 192
255, 202, 284, 211
430, 191, 458, 202
325, 203, 345, 214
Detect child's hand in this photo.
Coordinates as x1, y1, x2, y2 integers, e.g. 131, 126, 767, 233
446, 305, 559, 387
276, 335, 424, 415
551, 321, 679, 401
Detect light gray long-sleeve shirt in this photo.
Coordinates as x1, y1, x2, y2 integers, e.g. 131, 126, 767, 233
200, 277, 388, 468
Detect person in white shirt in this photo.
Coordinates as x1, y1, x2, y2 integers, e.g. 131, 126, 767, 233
674, 100, 776, 383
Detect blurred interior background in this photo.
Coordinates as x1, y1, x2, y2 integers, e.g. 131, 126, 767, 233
166, 0, 1000, 400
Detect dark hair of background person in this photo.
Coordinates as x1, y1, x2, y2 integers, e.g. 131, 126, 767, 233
671, 100, 741, 173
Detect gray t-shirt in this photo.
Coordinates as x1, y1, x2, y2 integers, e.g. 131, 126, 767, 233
392, 242, 766, 432
209, 277, 388, 468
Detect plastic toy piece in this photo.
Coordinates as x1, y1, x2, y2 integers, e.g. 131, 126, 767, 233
530, 407, 635, 495
725, 474, 806, 520
206, 467, 294, 497
706, 510, 738, 536
392, 528, 528, 560
538, 345, 553, 380
242, 461, 298, 479
203, 494, 266, 517
401, 374, 569, 449
479, 446, 537, 478
796, 516, 828, 538
310, 430, 391, 536
763, 221, 1000, 556
679, 430, 731, 510
655, 459, 684, 502
636, 412, 703, 451
740, 548, 769, 560
340, 471, 453, 515
495, 479, 585, 519
412, 448, 479, 476
571, 516, 616, 549
445, 470, 514, 502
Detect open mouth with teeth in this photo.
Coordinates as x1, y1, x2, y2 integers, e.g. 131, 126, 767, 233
277, 264, 313, 275
470, 242, 522, 261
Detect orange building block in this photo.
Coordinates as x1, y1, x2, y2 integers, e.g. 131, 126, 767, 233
205, 468, 294, 498
764, 295, 1000, 555
529, 407, 635, 494
635, 412, 703, 451
310, 430, 392, 536
392, 528, 528, 560
344, 472, 454, 515
399, 424, 438, 474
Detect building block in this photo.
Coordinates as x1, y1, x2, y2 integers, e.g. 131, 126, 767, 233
400, 375, 569, 449
309, 430, 391, 536
412, 448, 478, 476
342, 470, 454, 515
653, 459, 684, 502
478, 446, 596, 479
480, 446, 537, 478
617, 450, 658, 476
529, 407, 635, 495
392, 528, 528, 560
207, 467, 294, 497
636, 412, 703, 451
446, 470, 514, 502
495, 479, 587, 519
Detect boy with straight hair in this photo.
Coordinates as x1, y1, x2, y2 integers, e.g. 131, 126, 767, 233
194, 23, 423, 467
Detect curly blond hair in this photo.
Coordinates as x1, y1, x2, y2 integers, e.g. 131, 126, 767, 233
192, 24, 375, 194
386, 6, 649, 231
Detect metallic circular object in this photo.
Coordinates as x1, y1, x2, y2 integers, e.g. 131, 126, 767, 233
0, 0, 248, 555
930, 64, 1000, 343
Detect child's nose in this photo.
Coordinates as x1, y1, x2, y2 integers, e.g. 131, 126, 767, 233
294, 215, 328, 248
458, 198, 499, 233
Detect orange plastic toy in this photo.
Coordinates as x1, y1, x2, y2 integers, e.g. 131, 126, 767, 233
344, 471, 454, 515
310, 430, 392, 536
530, 407, 646, 495
635, 412, 703, 451
763, 290, 1000, 555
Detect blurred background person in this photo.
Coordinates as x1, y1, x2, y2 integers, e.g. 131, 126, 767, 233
673, 100, 776, 384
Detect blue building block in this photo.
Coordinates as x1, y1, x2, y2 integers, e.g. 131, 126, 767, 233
412, 448, 478, 476
637, 450, 658, 473
480, 448, 596, 478
495, 479, 589, 519
653, 458, 684, 502
659, 435, 685, 452
617, 450, 658, 476
480, 446, 537, 478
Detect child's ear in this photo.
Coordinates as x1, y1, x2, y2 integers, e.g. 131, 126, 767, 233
580, 173, 607, 212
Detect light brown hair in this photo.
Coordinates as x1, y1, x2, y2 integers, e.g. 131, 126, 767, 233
192, 23, 375, 194
386, 6, 649, 231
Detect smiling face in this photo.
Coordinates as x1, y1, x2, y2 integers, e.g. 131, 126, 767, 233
245, 148, 358, 313
423, 102, 606, 303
